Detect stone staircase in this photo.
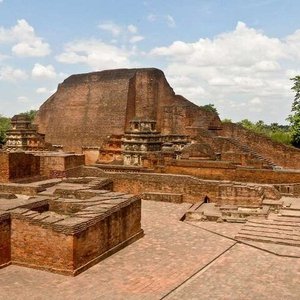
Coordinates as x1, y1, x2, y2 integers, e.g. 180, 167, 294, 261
236, 198, 300, 247
218, 136, 281, 169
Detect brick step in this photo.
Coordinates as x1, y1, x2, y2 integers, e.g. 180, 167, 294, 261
245, 223, 300, 232
248, 219, 300, 228
278, 210, 300, 218
224, 137, 280, 168
281, 206, 300, 212
241, 226, 300, 237
235, 234, 300, 247
273, 216, 300, 223
238, 230, 300, 242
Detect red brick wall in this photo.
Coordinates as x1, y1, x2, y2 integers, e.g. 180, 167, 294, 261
11, 219, 74, 274
9, 152, 40, 180
164, 162, 300, 184
74, 200, 142, 270
0, 152, 9, 182
0, 215, 11, 267
40, 154, 84, 178
0, 152, 40, 183
107, 173, 277, 205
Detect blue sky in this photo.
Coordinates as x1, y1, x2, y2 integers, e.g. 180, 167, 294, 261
1, 0, 300, 123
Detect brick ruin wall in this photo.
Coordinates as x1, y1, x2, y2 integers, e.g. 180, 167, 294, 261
40, 155, 85, 178
164, 160, 300, 184
0, 152, 84, 183
0, 213, 10, 268
73, 200, 141, 272
1, 182, 142, 275
0, 152, 40, 183
9, 202, 142, 275
11, 219, 74, 274
0, 152, 9, 183
220, 123, 300, 169
67, 166, 280, 206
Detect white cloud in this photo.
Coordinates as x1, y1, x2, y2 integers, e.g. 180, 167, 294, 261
32, 63, 56, 79
97, 21, 144, 46
129, 35, 144, 44
166, 15, 176, 28
150, 21, 300, 123
0, 66, 27, 81
127, 24, 138, 34
0, 19, 50, 57
249, 97, 262, 105
17, 96, 29, 103
98, 21, 122, 36
36, 87, 48, 94
147, 14, 157, 22
56, 39, 131, 69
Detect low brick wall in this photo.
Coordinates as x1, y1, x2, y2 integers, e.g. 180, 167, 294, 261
0, 213, 11, 268
163, 160, 300, 184
40, 154, 85, 178
0, 183, 44, 196
11, 219, 74, 274
142, 192, 183, 203
0, 152, 9, 183
0, 152, 40, 183
74, 200, 142, 272
66, 166, 281, 205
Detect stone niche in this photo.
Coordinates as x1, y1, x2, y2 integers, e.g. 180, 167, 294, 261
0, 178, 143, 276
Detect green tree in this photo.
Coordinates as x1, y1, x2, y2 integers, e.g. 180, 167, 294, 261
237, 118, 292, 145
201, 103, 218, 115
222, 118, 232, 123
20, 109, 37, 122
0, 115, 11, 145
237, 119, 254, 130
287, 76, 300, 147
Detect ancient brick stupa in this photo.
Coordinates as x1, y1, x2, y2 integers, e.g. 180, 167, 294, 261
34, 68, 221, 153
4, 114, 46, 151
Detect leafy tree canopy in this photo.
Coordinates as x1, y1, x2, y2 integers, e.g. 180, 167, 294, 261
19, 110, 37, 122
287, 76, 300, 147
0, 115, 11, 145
201, 103, 218, 115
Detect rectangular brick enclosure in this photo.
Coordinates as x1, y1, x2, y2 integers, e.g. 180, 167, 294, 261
0, 178, 143, 276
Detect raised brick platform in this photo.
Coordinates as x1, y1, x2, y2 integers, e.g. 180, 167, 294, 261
0, 178, 143, 276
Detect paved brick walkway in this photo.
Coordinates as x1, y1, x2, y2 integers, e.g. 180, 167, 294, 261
0, 200, 299, 299
166, 243, 300, 300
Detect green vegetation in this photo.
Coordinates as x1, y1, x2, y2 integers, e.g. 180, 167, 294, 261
0, 115, 11, 145
201, 103, 219, 115
19, 109, 37, 122
236, 119, 292, 145
287, 76, 300, 147
221, 118, 232, 123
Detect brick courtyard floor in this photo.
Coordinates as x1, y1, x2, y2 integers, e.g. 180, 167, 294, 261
1, 200, 299, 299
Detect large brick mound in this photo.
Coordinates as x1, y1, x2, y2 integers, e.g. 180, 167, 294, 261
34, 67, 300, 169
35, 68, 220, 152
